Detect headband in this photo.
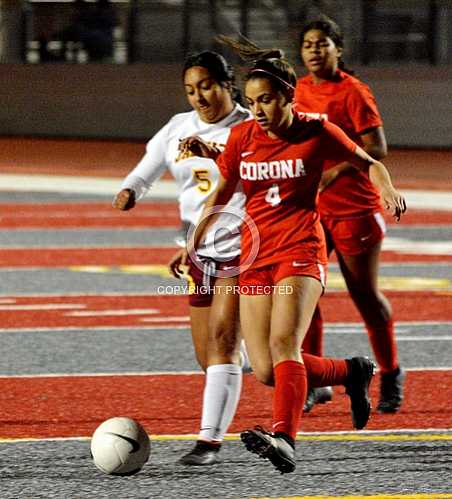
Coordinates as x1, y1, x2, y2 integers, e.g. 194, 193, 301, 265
249, 68, 295, 91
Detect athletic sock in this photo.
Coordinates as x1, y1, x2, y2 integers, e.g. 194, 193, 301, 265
302, 353, 349, 387
198, 364, 242, 442
365, 318, 399, 373
272, 360, 307, 440
301, 305, 324, 356
239, 339, 252, 373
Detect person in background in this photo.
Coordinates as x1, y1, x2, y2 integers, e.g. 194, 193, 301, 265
295, 16, 405, 414
113, 51, 252, 466
180, 36, 406, 473
40, 0, 119, 62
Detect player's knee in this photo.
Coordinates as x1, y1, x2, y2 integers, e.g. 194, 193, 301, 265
269, 335, 297, 359
208, 319, 239, 356
253, 363, 274, 386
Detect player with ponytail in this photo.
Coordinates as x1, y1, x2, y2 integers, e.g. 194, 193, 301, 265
179, 36, 406, 473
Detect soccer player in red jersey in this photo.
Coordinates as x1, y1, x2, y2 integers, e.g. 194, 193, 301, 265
295, 17, 405, 414
179, 38, 406, 473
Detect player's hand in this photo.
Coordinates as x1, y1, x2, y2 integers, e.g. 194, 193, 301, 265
381, 188, 407, 222
113, 189, 136, 211
168, 248, 189, 278
179, 136, 221, 159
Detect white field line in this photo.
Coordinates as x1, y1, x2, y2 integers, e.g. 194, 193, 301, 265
0, 304, 86, 311
65, 308, 160, 317
2, 175, 452, 209
140, 316, 190, 322
6, 326, 445, 340
0, 371, 201, 379
2, 209, 176, 219
396, 336, 452, 341
0, 325, 191, 333
0, 366, 449, 379
0, 320, 450, 334
0, 291, 180, 297
0, 174, 178, 199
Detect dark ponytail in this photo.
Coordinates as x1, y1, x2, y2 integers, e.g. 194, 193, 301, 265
182, 50, 243, 104
217, 35, 297, 99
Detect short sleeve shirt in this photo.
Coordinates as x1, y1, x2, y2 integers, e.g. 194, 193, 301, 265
216, 113, 358, 269
294, 70, 383, 218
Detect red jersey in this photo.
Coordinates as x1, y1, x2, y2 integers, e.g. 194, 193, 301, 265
216, 114, 358, 270
294, 70, 383, 218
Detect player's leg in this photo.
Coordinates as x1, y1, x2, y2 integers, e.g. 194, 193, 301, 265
180, 276, 243, 465
302, 305, 333, 412
241, 268, 376, 473
302, 224, 335, 412
241, 275, 322, 474
239, 292, 273, 385
337, 241, 404, 413
189, 306, 210, 371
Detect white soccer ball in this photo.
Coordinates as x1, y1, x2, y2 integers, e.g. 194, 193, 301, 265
91, 417, 150, 475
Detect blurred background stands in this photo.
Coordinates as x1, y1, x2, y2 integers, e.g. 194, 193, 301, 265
0, 0, 449, 66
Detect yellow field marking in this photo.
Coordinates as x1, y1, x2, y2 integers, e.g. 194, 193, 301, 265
70, 264, 172, 278
253, 495, 452, 499
328, 273, 452, 291
1, 432, 451, 444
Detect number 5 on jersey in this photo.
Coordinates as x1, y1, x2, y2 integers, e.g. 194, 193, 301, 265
193, 168, 212, 193
265, 184, 281, 207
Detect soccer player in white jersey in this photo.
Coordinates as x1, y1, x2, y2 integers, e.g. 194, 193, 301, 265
113, 51, 252, 465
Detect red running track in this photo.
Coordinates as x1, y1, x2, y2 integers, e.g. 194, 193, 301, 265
2, 203, 452, 228
1, 292, 452, 329
0, 371, 449, 439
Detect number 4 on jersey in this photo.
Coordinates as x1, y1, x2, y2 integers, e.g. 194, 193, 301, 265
265, 184, 281, 207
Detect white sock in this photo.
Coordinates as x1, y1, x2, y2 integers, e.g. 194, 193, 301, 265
239, 339, 253, 373
199, 364, 242, 442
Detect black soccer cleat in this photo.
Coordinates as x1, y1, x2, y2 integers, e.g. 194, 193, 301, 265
178, 440, 221, 466
240, 426, 296, 474
377, 367, 405, 413
303, 386, 333, 413
345, 357, 376, 430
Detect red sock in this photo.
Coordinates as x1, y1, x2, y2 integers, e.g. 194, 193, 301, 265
302, 305, 324, 356
302, 353, 349, 387
365, 318, 398, 373
272, 361, 307, 440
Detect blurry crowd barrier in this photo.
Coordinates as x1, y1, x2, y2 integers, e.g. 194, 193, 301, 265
23, 0, 132, 64
0, 0, 449, 66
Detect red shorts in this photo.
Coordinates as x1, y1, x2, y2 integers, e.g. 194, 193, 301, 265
322, 212, 386, 256
239, 260, 327, 295
187, 255, 240, 307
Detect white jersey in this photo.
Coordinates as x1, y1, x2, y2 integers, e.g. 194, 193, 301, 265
120, 104, 252, 260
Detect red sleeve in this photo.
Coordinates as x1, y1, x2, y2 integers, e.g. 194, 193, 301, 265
216, 127, 241, 182
346, 82, 382, 134
321, 121, 359, 164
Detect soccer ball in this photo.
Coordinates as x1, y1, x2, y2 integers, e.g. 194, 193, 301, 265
91, 417, 150, 475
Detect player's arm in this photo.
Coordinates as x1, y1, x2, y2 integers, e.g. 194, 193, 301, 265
348, 146, 406, 221
320, 126, 387, 192
113, 125, 170, 210
169, 173, 237, 278
191, 173, 237, 250
179, 135, 222, 160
